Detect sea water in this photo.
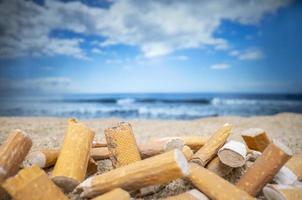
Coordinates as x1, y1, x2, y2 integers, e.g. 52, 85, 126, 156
0, 93, 302, 119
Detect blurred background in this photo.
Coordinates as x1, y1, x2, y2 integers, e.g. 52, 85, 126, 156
0, 0, 301, 119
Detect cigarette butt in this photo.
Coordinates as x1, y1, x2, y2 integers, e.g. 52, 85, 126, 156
90, 147, 110, 160
242, 128, 270, 152
23, 148, 99, 177
236, 140, 292, 196
92, 188, 130, 200
218, 140, 247, 168
2, 165, 68, 200
191, 124, 232, 166
75, 149, 189, 198
105, 122, 141, 167
87, 158, 98, 177
23, 149, 60, 168
91, 188, 130, 200
285, 152, 302, 181
180, 136, 210, 152
188, 163, 255, 200
274, 152, 302, 184
92, 139, 107, 148
52, 118, 95, 193
163, 189, 209, 200
139, 137, 184, 158
0, 129, 32, 183
23, 148, 100, 177
106, 123, 154, 196
182, 145, 194, 161
263, 184, 302, 200
205, 156, 233, 177
152, 136, 209, 152
274, 166, 299, 185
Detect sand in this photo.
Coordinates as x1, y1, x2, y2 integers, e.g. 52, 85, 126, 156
0, 112, 301, 199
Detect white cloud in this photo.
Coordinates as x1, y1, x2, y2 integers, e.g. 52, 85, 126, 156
0, 0, 290, 59
91, 48, 105, 54
0, 0, 87, 59
229, 50, 240, 56
239, 49, 264, 60
211, 63, 230, 70
171, 55, 188, 61
230, 48, 264, 60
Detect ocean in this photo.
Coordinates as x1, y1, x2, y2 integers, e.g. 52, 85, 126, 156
0, 93, 302, 120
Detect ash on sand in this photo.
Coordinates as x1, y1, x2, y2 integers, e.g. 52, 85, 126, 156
0, 113, 301, 199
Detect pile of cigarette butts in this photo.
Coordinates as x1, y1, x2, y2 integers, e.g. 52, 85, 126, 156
0, 119, 301, 200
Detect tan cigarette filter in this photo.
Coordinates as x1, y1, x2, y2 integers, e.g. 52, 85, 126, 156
23, 149, 60, 168
76, 149, 189, 198
105, 122, 141, 167
182, 145, 194, 161
155, 136, 209, 152
189, 163, 255, 200
2, 165, 68, 200
52, 118, 95, 192
263, 184, 302, 200
92, 139, 107, 148
139, 137, 184, 158
87, 158, 98, 177
23, 148, 101, 173
0, 129, 32, 183
90, 147, 110, 160
180, 136, 210, 152
91, 188, 130, 200
191, 124, 232, 166
206, 156, 233, 177
218, 140, 247, 168
163, 189, 209, 200
241, 128, 270, 152
286, 152, 302, 181
236, 140, 292, 196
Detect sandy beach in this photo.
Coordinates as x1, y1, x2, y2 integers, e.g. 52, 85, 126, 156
1, 112, 301, 152
0, 112, 301, 199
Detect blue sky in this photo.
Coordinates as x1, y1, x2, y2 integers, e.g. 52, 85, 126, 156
0, 0, 301, 94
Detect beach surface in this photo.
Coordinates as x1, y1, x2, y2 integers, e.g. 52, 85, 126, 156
1, 112, 301, 152
0, 112, 301, 199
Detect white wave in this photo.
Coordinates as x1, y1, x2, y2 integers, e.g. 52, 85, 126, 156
138, 106, 214, 118
211, 98, 302, 106
212, 98, 258, 105
117, 98, 135, 105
